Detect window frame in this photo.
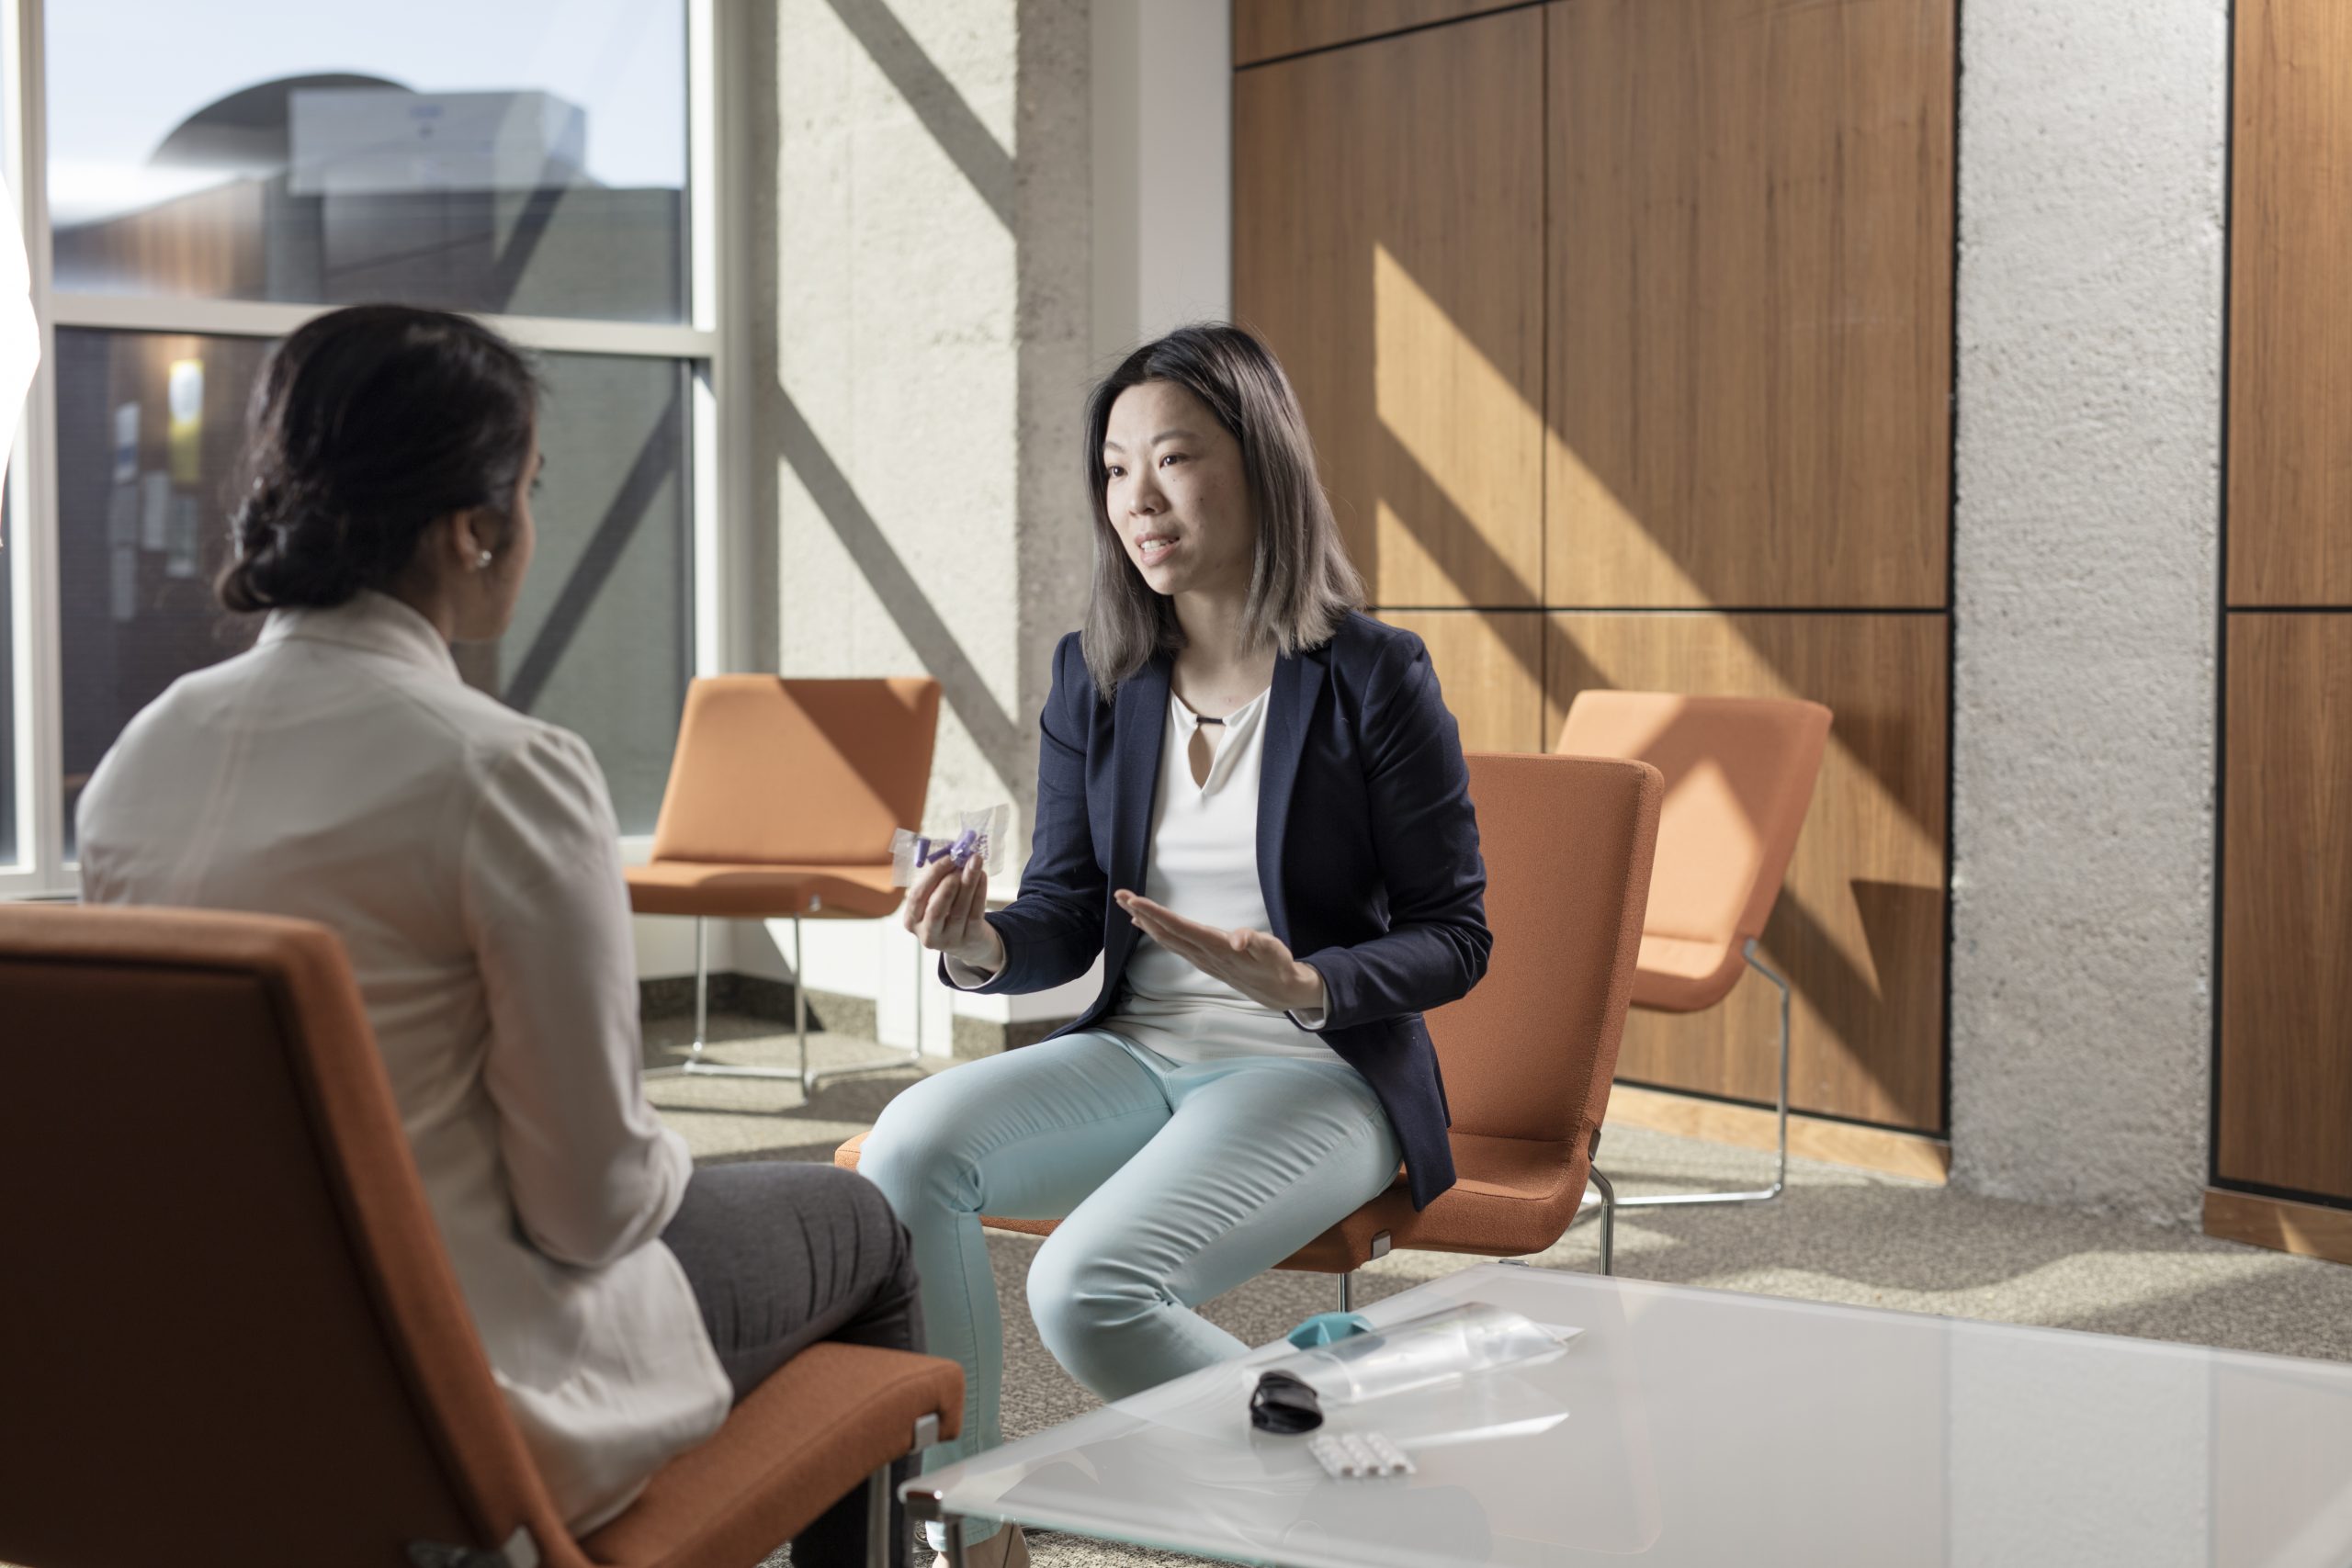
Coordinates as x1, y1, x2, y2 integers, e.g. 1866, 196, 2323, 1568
0, 0, 752, 896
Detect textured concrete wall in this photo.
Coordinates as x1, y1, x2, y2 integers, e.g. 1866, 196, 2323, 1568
1015, 1, 1098, 803
775, 0, 1090, 866
1950, 0, 2228, 1223
748, 0, 1091, 1039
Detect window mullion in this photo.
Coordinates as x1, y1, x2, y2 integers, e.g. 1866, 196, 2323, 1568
6, 0, 65, 892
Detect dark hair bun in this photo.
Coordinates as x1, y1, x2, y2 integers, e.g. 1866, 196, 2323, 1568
218, 304, 539, 615
219, 478, 379, 614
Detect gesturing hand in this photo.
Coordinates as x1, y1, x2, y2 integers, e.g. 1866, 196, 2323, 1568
903, 852, 1004, 976
1115, 890, 1327, 1015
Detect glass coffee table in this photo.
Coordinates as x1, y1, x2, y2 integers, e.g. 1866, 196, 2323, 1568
907, 1261, 2352, 1566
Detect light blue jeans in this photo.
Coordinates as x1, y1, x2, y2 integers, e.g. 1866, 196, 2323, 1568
858, 1029, 1402, 1478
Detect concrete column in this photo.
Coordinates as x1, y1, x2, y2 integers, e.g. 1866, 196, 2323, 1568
773, 0, 1091, 863
741, 0, 1093, 1045
1949, 0, 2228, 1222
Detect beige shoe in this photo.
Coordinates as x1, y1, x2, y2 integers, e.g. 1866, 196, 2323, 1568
933, 1521, 1029, 1568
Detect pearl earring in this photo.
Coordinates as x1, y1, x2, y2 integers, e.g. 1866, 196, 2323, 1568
475, 549, 493, 570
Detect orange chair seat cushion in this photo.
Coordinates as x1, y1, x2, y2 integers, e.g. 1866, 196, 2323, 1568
580, 1341, 962, 1568
1629, 931, 1744, 1012
833, 1131, 1585, 1274
625, 861, 903, 920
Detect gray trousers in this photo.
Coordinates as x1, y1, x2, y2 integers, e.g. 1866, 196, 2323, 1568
663, 1161, 924, 1568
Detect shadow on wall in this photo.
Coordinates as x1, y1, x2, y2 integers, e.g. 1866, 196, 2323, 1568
776, 0, 1079, 807
819, 0, 1014, 231
771, 386, 1028, 790
1361, 233, 1945, 1129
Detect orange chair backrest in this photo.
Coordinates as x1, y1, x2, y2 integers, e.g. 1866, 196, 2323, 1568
1424, 753, 1662, 1154
0, 905, 564, 1568
648, 676, 943, 866
1556, 691, 1830, 959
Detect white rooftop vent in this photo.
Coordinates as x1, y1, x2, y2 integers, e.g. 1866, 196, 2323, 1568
288, 88, 587, 197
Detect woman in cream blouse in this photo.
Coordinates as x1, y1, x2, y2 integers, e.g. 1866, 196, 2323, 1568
77, 305, 923, 1565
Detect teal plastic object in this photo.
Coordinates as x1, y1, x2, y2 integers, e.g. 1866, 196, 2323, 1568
1285, 1311, 1373, 1349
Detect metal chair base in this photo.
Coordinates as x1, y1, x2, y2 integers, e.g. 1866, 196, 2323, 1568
643, 915, 922, 1097
1607, 940, 1792, 1212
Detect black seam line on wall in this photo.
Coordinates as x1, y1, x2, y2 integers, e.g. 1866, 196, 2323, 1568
1233, 0, 1551, 73
1613, 1077, 1946, 1143
1540, 0, 1551, 623
821, 0, 1013, 231
2222, 604, 2352, 614
1939, 0, 1963, 1147
773, 385, 1028, 787
2209, 0, 2237, 1199
2211, 1175, 2352, 1217
503, 382, 686, 716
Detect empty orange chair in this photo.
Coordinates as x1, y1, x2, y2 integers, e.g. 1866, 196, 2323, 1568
630, 675, 942, 1091
839, 750, 1662, 1292
1555, 690, 1833, 1208
0, 903, 961, 1568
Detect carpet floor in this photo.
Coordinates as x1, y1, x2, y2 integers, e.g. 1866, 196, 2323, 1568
644, 1018, 2352, 1568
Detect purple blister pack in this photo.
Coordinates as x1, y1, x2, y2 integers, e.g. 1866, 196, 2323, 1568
889, 803, 1013, 886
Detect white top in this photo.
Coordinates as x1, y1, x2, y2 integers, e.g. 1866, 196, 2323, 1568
1104, 688, 1336, 1064
76, 592, 729, 1533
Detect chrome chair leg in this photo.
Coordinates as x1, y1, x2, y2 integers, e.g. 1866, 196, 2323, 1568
796, 914, 809, 1086
693, 916, 709, 1063
643, 917, 714, 1079
865, 1461, 890, 1568
1589, 1166, 1617, 1276
795, 913, 940, 1092
648, 910, 922, 1092
661, 914, 803, 1083
1610, 939, 1791, 1210
1337, 1270, 1353, 1313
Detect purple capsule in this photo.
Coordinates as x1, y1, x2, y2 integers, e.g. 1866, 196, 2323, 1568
948, 828, 982, 867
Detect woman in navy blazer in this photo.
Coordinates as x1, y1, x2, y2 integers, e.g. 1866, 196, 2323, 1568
862, 325, 1488, 1568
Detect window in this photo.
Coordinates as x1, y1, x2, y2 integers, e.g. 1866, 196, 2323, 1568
45, 1, 688, 322
4, 0, 737, 888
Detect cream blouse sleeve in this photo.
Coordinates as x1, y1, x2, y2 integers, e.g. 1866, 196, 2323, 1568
458, 727, 693, 1270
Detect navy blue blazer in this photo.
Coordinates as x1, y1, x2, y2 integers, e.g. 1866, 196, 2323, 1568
954, 611, 1491, 1210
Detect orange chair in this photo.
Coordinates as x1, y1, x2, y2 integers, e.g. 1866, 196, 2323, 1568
1555, 690, 1833, 1209
0, 903, 961, 1568
631, 675, 942, 1092
839, 750, 1662, 1292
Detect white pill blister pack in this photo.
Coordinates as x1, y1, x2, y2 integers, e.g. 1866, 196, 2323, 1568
1307, 1431, 1416, 1480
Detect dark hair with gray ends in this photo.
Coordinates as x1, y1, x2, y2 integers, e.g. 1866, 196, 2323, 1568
1079, 322, 1364, 702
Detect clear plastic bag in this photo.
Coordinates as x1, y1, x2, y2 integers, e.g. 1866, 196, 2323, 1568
889, 803, 1014, 886
1250, 1303, 1574, 1430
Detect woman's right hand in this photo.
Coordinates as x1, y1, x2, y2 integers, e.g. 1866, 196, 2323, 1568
904, 852, 1004, 976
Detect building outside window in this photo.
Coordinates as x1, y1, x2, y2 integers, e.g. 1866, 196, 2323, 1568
3, 0, 736, 894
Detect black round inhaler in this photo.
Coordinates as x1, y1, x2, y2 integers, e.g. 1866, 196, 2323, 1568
1249, 1370, 1326, 1434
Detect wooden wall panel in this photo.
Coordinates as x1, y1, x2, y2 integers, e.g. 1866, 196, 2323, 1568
1235, 0, 1525, 67
1374, 611, 1545, 754
1235, 11, 1545, 610
2218, 615, 2352, 1201
1547, 0, 1953, 609
1547, 612, 1949, 1132
2229, 0, 2352, 606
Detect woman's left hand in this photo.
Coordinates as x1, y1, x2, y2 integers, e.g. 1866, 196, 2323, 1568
1115, 890, 1327, 1015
